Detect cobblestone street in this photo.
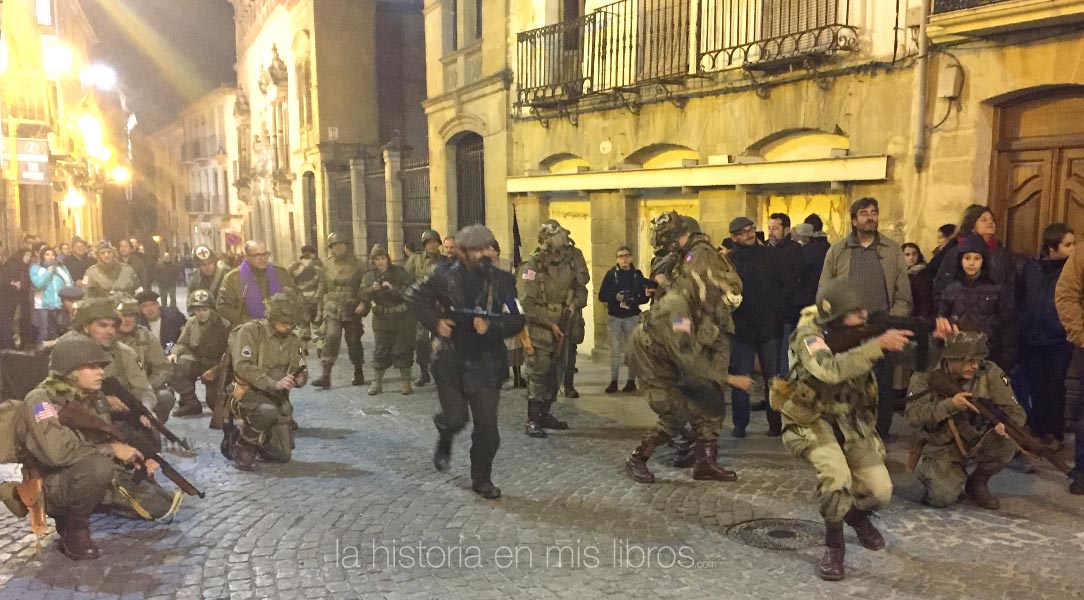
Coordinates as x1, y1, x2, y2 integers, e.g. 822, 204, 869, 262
2, 348, 1083, 600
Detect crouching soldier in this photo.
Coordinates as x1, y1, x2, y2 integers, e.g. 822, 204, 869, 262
777, 280, 912, 581
170, 289, 231, 417
225, 292, 307, 470
905, 331, 1024, 510
115, 295, 176, 422
5, 338, 179, 560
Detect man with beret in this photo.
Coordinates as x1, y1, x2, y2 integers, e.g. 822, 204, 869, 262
136, 290, 186, 349
115, 295, 176, 423
217, 240, 295, 328
187, 245, 229, 301
55, 286, 84, 339
84, 241, 141, 298
288, 245, 326, 345
169, 289, 232, 418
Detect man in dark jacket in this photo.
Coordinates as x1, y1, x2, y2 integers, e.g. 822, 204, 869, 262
63, 238, 94, 283
794, 223, 830, 312
727, 217, 784, 437
597, 246, 649, 393
768, 213, 804, 374
0, 245, 35, 349
405, 225, 526, 500
136, 290, 186, 349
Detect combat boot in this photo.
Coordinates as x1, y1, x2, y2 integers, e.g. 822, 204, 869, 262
624, 431, 668, 484
415, 365, 431, 387
369, 369, 385, 396
172, 393, 203, 418
539, 405, 569, 430
433, 431, 453, 472
399, 368, 413, 395
563, 371, 580, 399
231, 440, 259, 472
471, 480, 502, 500
352, 365, 366, 386
525, 401, 547, 438
56, 515, 100, 561
843, 507, 885, 550
1070, 475, 1084, 495
312, 363, 333, 390
622, 379, 637, 393
818, 521, 846, 581
691, 440, 738, 481
965, 466, 1000, 510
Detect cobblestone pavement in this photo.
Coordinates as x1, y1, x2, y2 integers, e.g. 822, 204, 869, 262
2, 339, 1084, 599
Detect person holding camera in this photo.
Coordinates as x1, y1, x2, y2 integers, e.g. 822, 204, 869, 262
597, 246, 648, 393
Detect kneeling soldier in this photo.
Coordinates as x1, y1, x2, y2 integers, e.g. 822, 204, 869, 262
905, 331, 1024, 509
7, 338, 179, 560
115, 294, 176, 422
170, 290, 232, 417
227, 292, 307, 470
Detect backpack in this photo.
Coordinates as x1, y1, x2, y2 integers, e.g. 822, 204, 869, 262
0, 399, 24, 463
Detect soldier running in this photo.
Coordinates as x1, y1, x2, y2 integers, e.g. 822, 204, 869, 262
358, 244, 416, 396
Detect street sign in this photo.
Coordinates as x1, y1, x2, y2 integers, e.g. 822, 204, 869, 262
1, 138, 51, 185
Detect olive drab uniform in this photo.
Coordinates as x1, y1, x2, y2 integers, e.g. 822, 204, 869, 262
316, 250, 366, 385
404, 247, 446, 385
188, 265, 230, 301
518, 246, 587, 432
216, 264, 296, 328
228, 320, 306, 464
56, 330, 158, 414
358, 255, 416, 395
170, 311, 231, 414
905, 362, 1024, 508
288, 257, 326, 343
116, 325, 176, 423
562, 244, 590, 397
84, 262, 142, 298
671, 232, 743, 335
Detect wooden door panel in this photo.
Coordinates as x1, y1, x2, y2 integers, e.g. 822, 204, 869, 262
1056, 147, 1084, 237
993, 149, 1053, 257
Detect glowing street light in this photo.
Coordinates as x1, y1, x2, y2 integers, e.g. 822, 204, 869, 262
111, 166, 131, 184
63, 188, 86, 208
81, 64, 118, 90
42, 36, 74, 79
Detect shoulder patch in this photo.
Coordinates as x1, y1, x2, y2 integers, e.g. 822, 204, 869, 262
33, 402, 58, 422
241, 345, 253, 359
672, 317, 692, 333
804, 336, 830, 356
522, 269, 536, 281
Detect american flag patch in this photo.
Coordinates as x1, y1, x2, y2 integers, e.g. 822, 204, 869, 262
33, 402, 58, 422
804, 336, 830, 356
672, 317, 692, 333
522, 269, 536, 281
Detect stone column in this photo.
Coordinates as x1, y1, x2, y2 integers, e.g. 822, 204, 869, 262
383, 144, 404, 263
349, 157, 369, 259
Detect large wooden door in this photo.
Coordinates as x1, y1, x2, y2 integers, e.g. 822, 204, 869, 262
990, 89, 1084, 257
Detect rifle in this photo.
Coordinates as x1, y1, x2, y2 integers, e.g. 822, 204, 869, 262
102, 377, 191, 452
822, 312, 931, 370
58, 400, 205, 498
927, 370, 1080, 482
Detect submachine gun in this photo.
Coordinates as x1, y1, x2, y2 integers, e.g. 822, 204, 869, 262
823, 312, 931, 371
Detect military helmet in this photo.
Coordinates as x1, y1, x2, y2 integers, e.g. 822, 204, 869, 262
327, 232, 351, 247
682, 216, 702, 235
193, 245, 216, 265
420, 229, 441, 245
369, 243, 389, 261
111, 294, 140, 316
650, 211, 689, 250
265, 292, 304, 326
814, 279, 865, 325
538, 219, 569, 249
50, 337, 112, 376
72, 297, 121, 329
941, 331, 989, 361
187, 289, 214, 312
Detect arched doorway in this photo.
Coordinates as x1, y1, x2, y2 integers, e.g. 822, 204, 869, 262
302, 171, 317, 247
991, 87, 1084, 256
455, 133, 486, 229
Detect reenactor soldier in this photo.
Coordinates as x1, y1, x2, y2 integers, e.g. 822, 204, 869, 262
54, 285, 84, 341
84, 241, 142, 298
517, 219, 588, 437
905, 331, 1024, 510
6, 338, 179, 560
57, 298, 158, 415
115, 295, 176, 423
312, 232, 366, 389
404, 229, 446, 386
776, 280, 915, 581
217, 240, 296, 328
622, 254, 754, 485
561, 230, 590, 399
225, 292, 307, 470
117, 239, 150, 291
288, 245, 326, 344
169, 290, 232, 417
359, 244, 416, 396
187, 245, 229, 301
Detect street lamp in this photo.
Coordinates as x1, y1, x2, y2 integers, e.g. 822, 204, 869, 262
81, 64, 118, 91
42, 36, 74, 79
110, 165, 131, 184
63, 188, 86, 208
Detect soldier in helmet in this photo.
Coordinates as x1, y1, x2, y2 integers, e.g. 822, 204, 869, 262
560, 226, 590, 399
114, 295, 176, 422
404, 229, 448, 386
84, 241, 141, 298
288, 245, 326, 345
169, 289, 232, 417
359, 244, 416, 395
905, 331, 1024, 510
777, 279, 919, 581
517, 219, 588, 437
225, 292, 308, 470
187, 245, 229, 301
5, 337, 179, 560
311, 232, 366, 389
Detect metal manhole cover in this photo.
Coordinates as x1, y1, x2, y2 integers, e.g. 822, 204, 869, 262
726, 518, 822, 550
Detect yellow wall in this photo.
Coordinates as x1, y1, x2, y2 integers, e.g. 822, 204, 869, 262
762, 194, 850, 242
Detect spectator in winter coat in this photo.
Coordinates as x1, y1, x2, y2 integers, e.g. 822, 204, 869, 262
933, 205, 1014, 305
792, 223, 829, 313
902, 243, 935, 320
29, 246, 74, 344
597, 246, 649, 393
1020, 223, 1075, 448
938, 234, 1016, 370
768, 213, 804, 374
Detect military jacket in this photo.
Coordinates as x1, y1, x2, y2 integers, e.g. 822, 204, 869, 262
84, 263, 141, 298
188, 264, 230, 300
517, 248, 588, 330
16, 377, 114, 471
173, 313, 231, 363
779, 307, 883, 433
289, 259, 327, 308
627, 290, 730, 388
905, 363, 1026, 447
117, 325, 174, 389
216, 264, 296, 327
359, 265, 414, 311
230, 320, 306, 394
672, 234, 743, 333
323, 255, 365, 320
404, 251, 443, 282
57, 331, 156, 411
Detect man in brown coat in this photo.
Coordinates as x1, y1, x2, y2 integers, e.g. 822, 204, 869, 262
1053, 244, 1084, 494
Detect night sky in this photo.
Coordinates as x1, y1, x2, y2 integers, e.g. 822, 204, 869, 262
80, 0, 237, 132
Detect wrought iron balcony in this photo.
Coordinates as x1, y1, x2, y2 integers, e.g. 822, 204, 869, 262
697, 0, 858, 73
933, 0, 1014, 15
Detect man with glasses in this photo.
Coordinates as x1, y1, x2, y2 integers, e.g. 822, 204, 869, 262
597, 246, 648, 393
217, 240, 296, 328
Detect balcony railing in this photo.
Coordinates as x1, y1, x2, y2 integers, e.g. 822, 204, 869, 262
183, 136, 226, 162
932, 0, 1013, 15
186, 193, 222, 215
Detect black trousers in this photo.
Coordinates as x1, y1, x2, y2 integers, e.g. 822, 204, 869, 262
1022, 342, 1073, 440
874, 359, 897, 438
0, 291, 18, 349
434, 379, 501, 483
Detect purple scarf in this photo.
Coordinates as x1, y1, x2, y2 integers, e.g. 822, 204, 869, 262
239, 260, 284, 319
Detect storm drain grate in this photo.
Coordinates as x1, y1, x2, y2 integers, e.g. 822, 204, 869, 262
726, 518, 823, 550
